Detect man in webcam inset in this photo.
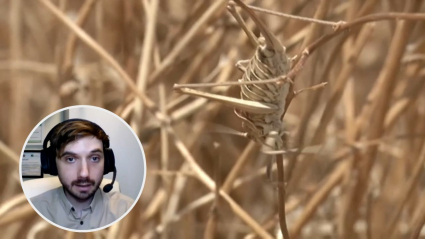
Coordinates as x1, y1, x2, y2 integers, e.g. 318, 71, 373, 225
30, 119, 134, 230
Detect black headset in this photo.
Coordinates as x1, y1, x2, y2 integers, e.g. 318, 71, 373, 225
40, 118, 117, 193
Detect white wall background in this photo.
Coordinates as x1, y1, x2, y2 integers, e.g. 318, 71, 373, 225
23, 106, 146, 201
68, 107, 145, 200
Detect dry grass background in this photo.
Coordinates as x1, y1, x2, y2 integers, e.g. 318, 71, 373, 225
1, 0, 425, 238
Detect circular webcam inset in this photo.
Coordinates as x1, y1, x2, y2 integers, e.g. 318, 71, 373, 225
19, 105, 146, 232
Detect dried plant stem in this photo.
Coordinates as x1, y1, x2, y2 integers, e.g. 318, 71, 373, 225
148, 0, 228, 86
0, 141, 19, 165
37, 0, 168, 123
307, 12, 425, 52
107, 221, 120, 239
402, 54, 425, 63
61, 0, 97, 79
245, 2, 337, 26
290, 161, 348, 238
283, 25, 309, 50
410, 202, 425, 239
142, 189, 166, 221
287, 22, 374, 204
311, 23, 375, 144
365, 192, 373, 239
119, 101, 136, 121
221, 141, 258, 192
386, 140, 425, 237
27, 220, 49, 239
159, 193, 214, 230
131, 0, 159, 135
0, 204, 34, 227
158, 86, 235, 236
158, 37, 249, 234
343, 76, 356, 140
341, 1, 421, 237
289, 10, 425, 83
158, 83, 170, 239
162, 163, 190, 231
151, 144, 278, 234
357, 0, 380, 17
151, 152, 306, 233
178, 8, 419, 92
276, 154, 290, 239
0, 60, 56, 75
127, 55, 226, 133
299, 0, 331, 50
9, 0, 24, 154
0, 194, 26, 218
204, 143, 221, 239
166, 126, 273, 238
352, 59, 421, 139
65, 231, 75, 239
286, 35, 346, 191
384, 69, 425, 129
177, 29, 224, 86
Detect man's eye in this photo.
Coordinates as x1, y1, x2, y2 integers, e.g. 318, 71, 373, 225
66, 157, 75, 163
91, 156, 100, 162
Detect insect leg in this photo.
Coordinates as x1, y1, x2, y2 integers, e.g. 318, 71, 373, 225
266, 157, 275, 183
233, 108, 262, 138
175, 87, 279, 114
262, 145, 323, 155
207, 122, 248, 138
290, 55, 298, 64
294, 82, 328, 96
235, 59, 250, 73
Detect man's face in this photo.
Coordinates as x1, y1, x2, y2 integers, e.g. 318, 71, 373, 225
56, 136, 104, 202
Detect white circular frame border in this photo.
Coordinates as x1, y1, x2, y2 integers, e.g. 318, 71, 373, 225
19, 105, 147, 233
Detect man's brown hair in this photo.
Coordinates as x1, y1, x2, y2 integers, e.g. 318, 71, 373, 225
50, 120, 110, 157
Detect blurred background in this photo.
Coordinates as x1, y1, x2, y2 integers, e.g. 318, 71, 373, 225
1, 0, 425, 238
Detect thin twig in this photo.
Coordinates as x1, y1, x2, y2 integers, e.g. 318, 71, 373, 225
159, 83, 170, 239
243, 2, 338, 26
131, 0, 159, 135
204, 143, 221, 239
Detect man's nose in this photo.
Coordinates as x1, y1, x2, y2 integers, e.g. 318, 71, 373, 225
78, 159, 89, 178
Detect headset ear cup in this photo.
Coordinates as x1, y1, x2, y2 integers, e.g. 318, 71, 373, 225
103, 148, 115, 175
49, 147, 58, 176
40, 148, 49, 174
40, 146, 58, 175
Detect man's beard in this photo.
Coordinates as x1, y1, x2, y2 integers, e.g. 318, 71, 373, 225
60, 177, 102, 202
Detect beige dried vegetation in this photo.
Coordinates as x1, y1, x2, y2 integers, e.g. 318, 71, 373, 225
1, 0, 425, 238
